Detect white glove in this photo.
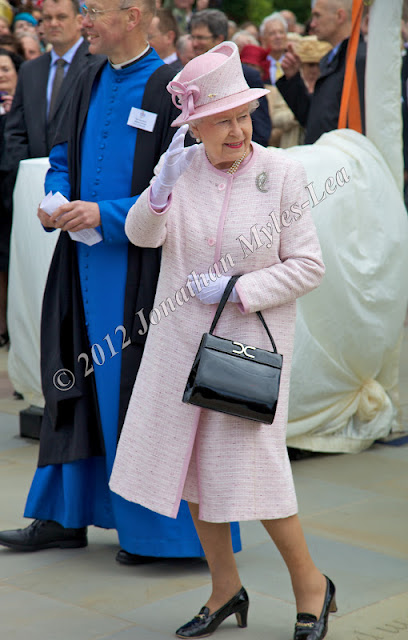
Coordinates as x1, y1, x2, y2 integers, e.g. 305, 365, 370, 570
188, 274, 241, 305
150, 124, 198, 208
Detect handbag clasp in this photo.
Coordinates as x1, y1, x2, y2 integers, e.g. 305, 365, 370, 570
232, 342, 256, 359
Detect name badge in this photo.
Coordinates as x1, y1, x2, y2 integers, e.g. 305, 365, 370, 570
127, 107, 157, 132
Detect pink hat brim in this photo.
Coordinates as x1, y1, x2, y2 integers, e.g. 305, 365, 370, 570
171, 86, 270, 127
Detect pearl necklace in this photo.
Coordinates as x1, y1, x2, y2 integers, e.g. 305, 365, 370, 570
226, 149, 248, 174
206, 149, 248, 174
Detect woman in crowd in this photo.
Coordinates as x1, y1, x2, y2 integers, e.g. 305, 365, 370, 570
17, 32, 41, 59
298, 36, 332, 94
0, 47, 23, 345
110, 42, 335, 640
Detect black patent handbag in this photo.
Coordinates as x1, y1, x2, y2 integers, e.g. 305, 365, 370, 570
182, 275, 283, 424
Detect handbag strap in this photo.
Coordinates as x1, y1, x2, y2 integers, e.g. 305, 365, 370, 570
209, 275, 279, 354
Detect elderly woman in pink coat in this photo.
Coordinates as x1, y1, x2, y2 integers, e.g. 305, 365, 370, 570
110, 42, 335, 640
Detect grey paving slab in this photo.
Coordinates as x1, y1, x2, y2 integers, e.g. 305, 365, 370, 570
4, 546, 210, 616
326, 593, 408, 640
0, 412, 31, 451
0, 584, 131, 640
0, 545, 91, 580
301, 495, 408, 558
103, 629, 184, 640
291, 449, 408, 500
294, 474, 382, 517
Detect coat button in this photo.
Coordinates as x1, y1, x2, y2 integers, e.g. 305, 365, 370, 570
218, 183, 226, 191
207, 237, 216, 246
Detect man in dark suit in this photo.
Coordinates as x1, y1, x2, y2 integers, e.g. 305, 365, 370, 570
189, 9, 272, 147
277, 0, 366, 144
3, 0, 97, 171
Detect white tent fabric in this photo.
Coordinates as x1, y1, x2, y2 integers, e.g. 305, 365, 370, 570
365, 0, 403, 191
7, 158, 59, 407
284, 129, 408, 452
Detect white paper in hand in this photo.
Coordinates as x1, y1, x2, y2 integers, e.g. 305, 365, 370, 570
40, 192, 102, 246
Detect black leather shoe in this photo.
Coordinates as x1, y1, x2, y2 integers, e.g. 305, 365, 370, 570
294, 576, 337, 640
175, 586, 249, 638
0, 519, 87, 551
115, 549, 160, 565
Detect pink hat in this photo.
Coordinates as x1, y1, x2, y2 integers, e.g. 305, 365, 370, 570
167, 41, 269, 127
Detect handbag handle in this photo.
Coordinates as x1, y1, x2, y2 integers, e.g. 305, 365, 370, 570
209, 275, 279, 353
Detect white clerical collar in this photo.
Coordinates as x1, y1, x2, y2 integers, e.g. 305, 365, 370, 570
163, 51, 178, 65
109, 44, 150, 69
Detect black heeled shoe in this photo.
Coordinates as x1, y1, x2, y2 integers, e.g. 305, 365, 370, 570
175, 586, 249, 638
294, 576, 337, 640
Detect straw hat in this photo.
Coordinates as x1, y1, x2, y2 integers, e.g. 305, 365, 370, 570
298, 36, 332, 64
167, 41, 269, 127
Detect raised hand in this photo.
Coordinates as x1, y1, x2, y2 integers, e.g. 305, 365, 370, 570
281, 42, 301, 80
150, 124, 198, 208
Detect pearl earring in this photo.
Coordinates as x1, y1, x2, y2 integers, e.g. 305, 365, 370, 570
196, 137, 201, 143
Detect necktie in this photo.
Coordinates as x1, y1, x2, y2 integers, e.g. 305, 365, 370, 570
275, 60, 284, 83
49, 58, 66, 120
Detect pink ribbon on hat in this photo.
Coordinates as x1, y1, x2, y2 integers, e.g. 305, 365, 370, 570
168, 81, 201, 121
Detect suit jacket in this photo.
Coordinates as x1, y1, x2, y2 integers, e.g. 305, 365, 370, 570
401, 52, 408, 172
242, 63, 272, 147
167, 56, 183, 73
2, 40, 101, 172
277, 35, 366, 144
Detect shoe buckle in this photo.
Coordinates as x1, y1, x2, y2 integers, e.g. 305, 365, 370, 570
296, 622, 315, 628
195, 613, 206, 620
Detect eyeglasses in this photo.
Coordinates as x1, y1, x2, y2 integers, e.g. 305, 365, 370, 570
80, 4, 129, 21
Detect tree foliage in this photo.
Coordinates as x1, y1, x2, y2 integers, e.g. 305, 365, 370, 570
221, 0, 312, 27
221, 0, 249, 24
247, 0, 274, 26
266, 0, 312, 25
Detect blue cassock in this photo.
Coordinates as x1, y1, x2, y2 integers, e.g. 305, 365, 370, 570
24, 55, 241, 556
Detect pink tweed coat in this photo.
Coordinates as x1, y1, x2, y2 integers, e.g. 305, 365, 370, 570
109, 142, 325, 523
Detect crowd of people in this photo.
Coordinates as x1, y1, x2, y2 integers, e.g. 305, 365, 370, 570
0, 0, 403, 639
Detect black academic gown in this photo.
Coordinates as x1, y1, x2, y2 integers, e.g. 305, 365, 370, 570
39, 55, 180, 466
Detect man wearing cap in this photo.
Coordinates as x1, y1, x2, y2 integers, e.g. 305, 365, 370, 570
13, 12, 38, 36
0, 0, 241, 563
277, 0, 366, 144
